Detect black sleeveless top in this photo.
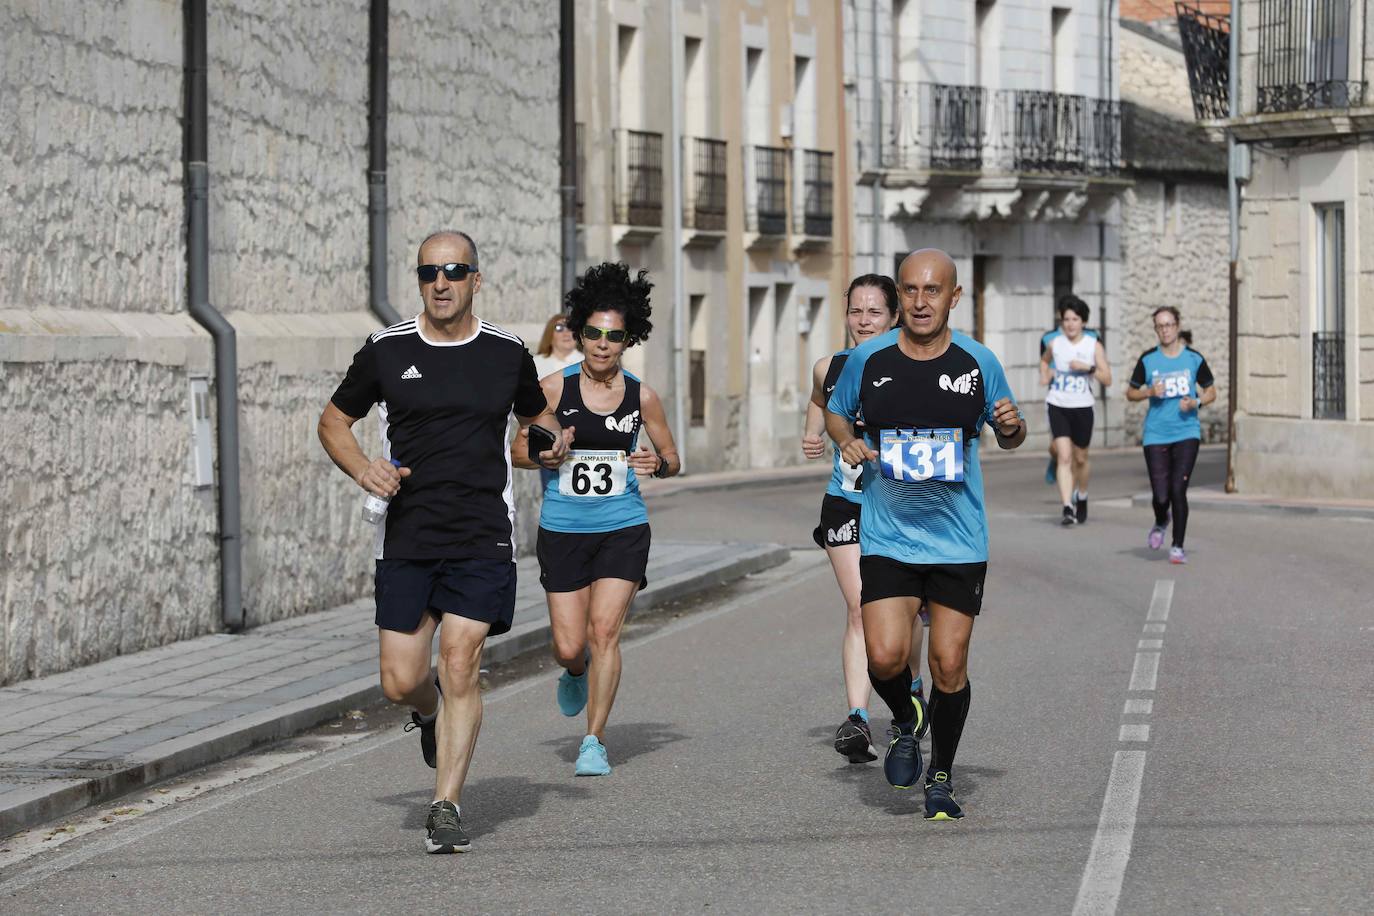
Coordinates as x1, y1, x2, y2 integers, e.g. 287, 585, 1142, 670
556, 368, 643, 452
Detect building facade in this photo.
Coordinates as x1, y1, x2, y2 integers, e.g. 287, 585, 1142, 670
573, 0, 852, 472
0, 1, 560, 684
844, 0, 1128, 446
1179, 0, 1372, 497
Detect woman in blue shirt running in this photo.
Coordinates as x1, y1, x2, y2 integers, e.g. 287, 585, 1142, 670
1126, 307, 1217, 564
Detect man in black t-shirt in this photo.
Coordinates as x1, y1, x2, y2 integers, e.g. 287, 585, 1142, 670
319, 229, 567, 854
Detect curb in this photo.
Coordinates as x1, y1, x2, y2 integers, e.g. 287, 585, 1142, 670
0, 543, 790, 838
1130, 492, 1374, 520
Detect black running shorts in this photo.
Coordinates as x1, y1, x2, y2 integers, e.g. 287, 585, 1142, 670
859, 555, 987, 616
536, 524, 651, 593
1047, 403, 1095, 449
374, 557, 518, 634
812, 494, 861, 549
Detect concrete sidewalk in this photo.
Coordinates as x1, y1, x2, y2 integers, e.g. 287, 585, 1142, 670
0, 539, 789, 838
1131, 484, 1374, 519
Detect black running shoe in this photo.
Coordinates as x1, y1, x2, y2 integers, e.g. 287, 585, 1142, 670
1076, 496, 1088, 524
425, 801, 470, 853
882, 721, 923, 789
834, 714, 878, 764
1060, 506, 1076, 526
923, 770, 964, 820
403, 677, 441, 769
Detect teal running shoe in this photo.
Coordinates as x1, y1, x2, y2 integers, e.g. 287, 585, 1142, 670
574, 735, 611, 776
924, 770, 964, 820
557, 669, 588, 717
1045, 457, 1057, 485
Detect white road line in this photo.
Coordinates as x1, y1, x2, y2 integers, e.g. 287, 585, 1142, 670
0, 557, 827, 894
1122, 699, 1153, 715
1118, 724, 1150, 743
1137, 638, 1163, 650
1146, 580, 1174, 622
1128, 652, 1160, 691
1072, 750, 1149, 916
1142, 623, 1166, 634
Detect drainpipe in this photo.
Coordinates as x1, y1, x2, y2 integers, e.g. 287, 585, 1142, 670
1098, 0, 1113, 444
1224, 0, 1240, 492
560, 0, 577, 299
668, 0, 688, 464
870, 0, 882, 273
185, 0, 243, 631
368, 0, 401, 326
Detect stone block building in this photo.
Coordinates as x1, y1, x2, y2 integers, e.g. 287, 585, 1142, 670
0, 1, 559, 684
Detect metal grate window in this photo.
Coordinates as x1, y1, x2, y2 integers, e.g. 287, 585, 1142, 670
1175, 2, 1231, 120
1313, 205, 1346, 419
613, 129, 663, 226
797, 150, 833, 237
1257, 0, 1364, 112
746, 145, 788, 235
684, 137, 727, 231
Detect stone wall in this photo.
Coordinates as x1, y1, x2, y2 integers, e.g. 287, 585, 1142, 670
0, 1, 559, 684
1119, 180, 1231, 443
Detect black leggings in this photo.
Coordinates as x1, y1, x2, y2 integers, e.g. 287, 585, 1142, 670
1143, 439, 1200, 548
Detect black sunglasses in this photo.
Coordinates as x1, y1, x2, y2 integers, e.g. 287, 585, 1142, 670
416, 262, 475, 283
582, 327, 628, 343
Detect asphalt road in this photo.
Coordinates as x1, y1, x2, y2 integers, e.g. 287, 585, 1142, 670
3, 448, 1371, 914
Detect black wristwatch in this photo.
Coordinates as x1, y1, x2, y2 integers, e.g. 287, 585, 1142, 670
652, 455, 671, 478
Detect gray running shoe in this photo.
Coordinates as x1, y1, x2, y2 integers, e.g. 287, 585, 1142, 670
425, 800, 470, 854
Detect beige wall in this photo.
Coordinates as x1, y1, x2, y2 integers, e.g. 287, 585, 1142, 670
0, 1, 559, 684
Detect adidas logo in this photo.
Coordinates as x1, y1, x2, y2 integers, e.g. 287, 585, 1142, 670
401, 365, 422, 380
827, 519, 857, 543
939, 368, 979, 395
606, 410, 640, 434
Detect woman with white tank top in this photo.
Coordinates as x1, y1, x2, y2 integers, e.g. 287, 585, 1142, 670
1039, 296, 1112, 526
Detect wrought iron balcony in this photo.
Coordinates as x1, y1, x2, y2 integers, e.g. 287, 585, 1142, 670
683, 137, 727, 231
613, 129, 663, 227
991, 89, 1121, 175
1313, 331, 1346, 419
744, 145, 788, 236
1256, 0, 1364, 113
1175, 2, 1231, 120
858, 81, 1116, 175
796, 149, 833, 237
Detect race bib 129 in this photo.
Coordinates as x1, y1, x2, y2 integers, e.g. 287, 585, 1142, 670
879, 428, 964, 483
1051, 371, 1090, 395
558, 450, 629, 497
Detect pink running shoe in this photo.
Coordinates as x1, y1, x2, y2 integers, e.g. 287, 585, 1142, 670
1148, 526, 1166, 551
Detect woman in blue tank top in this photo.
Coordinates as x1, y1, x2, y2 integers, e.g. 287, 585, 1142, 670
515, 262, 679, 777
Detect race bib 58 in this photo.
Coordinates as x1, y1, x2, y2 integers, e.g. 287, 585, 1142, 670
558, 450, 629, 497
1154, 370, 1192, 399
879, 428, 964, 483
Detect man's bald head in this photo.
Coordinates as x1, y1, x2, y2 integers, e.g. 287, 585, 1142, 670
898, 248, 957, 288
417, 229, 479, 269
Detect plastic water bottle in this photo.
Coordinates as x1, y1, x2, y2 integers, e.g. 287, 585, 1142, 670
361, 458, 403, 525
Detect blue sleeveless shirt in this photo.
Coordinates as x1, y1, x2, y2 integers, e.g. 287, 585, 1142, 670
539, 365, 650, 533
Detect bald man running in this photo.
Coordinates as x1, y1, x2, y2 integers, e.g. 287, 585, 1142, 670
826, 248, 1026, 820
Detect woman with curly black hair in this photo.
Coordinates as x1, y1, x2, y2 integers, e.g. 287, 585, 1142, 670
514, 261, 679, 777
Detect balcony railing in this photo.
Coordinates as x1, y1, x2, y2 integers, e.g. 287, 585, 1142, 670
796, 149, 833, 237
1176, 2, 1231, 120
613, 129, 663, 227
744, 145, 788, 236
992, 90, 1121, 174
858, 81, 1119, 176
1313, 332, 1346, 419
683, 137, 727, 231
1257, 0, 1364, 113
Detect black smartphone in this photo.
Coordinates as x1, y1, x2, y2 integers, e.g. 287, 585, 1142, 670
527, 424, 558, 460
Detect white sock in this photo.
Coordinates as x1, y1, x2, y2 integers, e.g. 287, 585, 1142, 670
415, 695, 440, 724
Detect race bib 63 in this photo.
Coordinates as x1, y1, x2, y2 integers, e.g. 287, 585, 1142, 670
879, 428, 964, 483
558, 450, 629, 497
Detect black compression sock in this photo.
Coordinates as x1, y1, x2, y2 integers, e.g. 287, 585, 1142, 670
1152, 500, 1169, 528
927, 681, 972, 776
868, 667, 915, 725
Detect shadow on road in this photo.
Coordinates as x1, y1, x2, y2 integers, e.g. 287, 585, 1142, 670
540, 721, 688, 766
374, 777, 589, 838
823, 759, 1007, 816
